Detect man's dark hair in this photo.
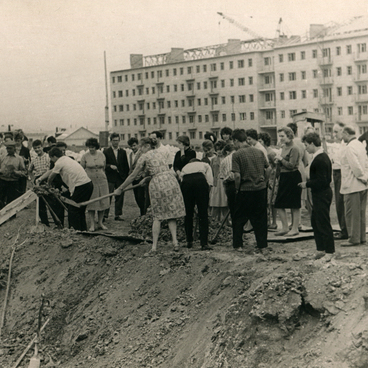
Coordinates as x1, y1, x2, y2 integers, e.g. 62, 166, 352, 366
49, 147, 63, 158
204, 131, 217, 143
302, 133, 321, 147
232, 129, 247, 143
220, 127, 233, 138
110, 132, 120, 141
56, 142, 67, 148
287, 122, 298, 135
335, 121, 345, 128
343, 126, 356, 135
150, 131, 163, 139
245, 128, 258, 141
32, 139, 42, 148
258, 132, 271, 147
14, 133, 23, 141
47, 136, 57, 144
128, 137, 139, 146
202, 140, 214, 150
177, 135, 190, 147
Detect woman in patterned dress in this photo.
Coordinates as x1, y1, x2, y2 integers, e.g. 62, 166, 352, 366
114, 137, 185, 253
81, 138, 110, 232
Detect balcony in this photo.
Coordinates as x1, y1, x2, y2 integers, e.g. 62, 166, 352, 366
259, 118, 277, 127
319, 97, 334, 106
355, 94, 368, 103
259, 83, 275, 92
354, 52, 368, 62
318, 76, 334, 85
258, 65, 274, 74
318, 56, 333, 66
354, 74, 368, 83
259, 100, 276, 110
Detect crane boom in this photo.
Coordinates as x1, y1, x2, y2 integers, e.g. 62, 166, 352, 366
217, 12, 265, 41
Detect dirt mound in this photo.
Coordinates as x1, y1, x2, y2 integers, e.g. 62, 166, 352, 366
1, 193, 368, 368
130, 209, 233, 245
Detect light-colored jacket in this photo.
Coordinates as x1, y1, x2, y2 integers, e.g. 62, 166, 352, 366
340, 138, 368, 194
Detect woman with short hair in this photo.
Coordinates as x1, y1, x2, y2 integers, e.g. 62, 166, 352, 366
173, 135, 196, 177
114, 137, 185, 253
81, 138, 110, 231
274, 127, 302, 236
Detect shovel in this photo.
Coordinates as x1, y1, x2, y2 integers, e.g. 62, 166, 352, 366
210, 210, 231, 244
28, 296, 46, 368
60, 178, 150, 208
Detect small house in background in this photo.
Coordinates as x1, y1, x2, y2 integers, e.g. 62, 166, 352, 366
57, 127, 99, 151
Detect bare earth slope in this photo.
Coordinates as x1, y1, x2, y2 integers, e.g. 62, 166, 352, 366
1, 192, 368, 368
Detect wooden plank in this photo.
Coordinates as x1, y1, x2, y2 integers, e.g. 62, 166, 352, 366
0, 191, 38, 226
76, 231, 149, 243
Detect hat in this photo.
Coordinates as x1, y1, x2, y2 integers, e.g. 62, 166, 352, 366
5, 140, 16, 147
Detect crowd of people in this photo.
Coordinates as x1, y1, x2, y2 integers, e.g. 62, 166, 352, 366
1, 123, 368, 259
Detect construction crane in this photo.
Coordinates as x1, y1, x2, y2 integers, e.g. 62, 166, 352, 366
217, 12, 274, 48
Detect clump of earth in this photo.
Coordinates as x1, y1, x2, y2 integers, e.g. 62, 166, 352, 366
1, 191, 368, 368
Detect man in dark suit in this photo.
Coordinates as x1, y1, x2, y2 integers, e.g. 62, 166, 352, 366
104, 133, 129, 220
299, 133, 335, 261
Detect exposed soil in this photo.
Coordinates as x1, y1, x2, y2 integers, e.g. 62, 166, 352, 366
1, 192, 368, 368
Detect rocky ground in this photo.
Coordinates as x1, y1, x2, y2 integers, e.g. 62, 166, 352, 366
1, 192, 368, 368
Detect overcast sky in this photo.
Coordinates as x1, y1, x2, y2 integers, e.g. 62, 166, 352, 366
1, 0, 367, 133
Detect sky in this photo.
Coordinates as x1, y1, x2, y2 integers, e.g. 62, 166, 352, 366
0, 0, 367, 133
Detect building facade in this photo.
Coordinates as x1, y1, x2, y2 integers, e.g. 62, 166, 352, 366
110, 18, 368, 146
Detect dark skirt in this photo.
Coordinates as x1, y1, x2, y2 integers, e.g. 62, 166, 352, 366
274, 170, 302, 209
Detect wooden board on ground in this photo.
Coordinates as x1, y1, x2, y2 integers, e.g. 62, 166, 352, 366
268, 231, 315, 243
0, 190, 38, 226
268, 224, 350, 243
77, 231, 150, 243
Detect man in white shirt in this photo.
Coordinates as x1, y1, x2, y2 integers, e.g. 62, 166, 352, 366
48, 146, 93, 231
340, 126, 368, 246
180, 159, 213, 250
328, 122, 348, 239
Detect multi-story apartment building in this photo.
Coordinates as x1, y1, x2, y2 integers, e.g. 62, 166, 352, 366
110, 17, 368, 146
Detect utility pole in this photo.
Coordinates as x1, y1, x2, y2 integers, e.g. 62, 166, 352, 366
104, 51, 109, 131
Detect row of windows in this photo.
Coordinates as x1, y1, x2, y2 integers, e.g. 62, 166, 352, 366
277, 43, 367, 63
119, 130, 227, 141
112, 77, 255, 98
113, 83, 368, 112
112, 64, 367, 101
277, 84, 368, 100
276, 64, 363, 82
112, 59, 254, 84
112, 43, 368, 84
113, 94, 256, 112
113, 111, 256, 128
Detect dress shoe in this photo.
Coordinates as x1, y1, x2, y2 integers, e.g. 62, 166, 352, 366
334, 233, 349, 240
114, 216, 124, 221
274, 230, 288, 236
284, 231, 299, 237
187, 242, 193, 249
314, 251, 326, 260
341, 241, 360, 247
